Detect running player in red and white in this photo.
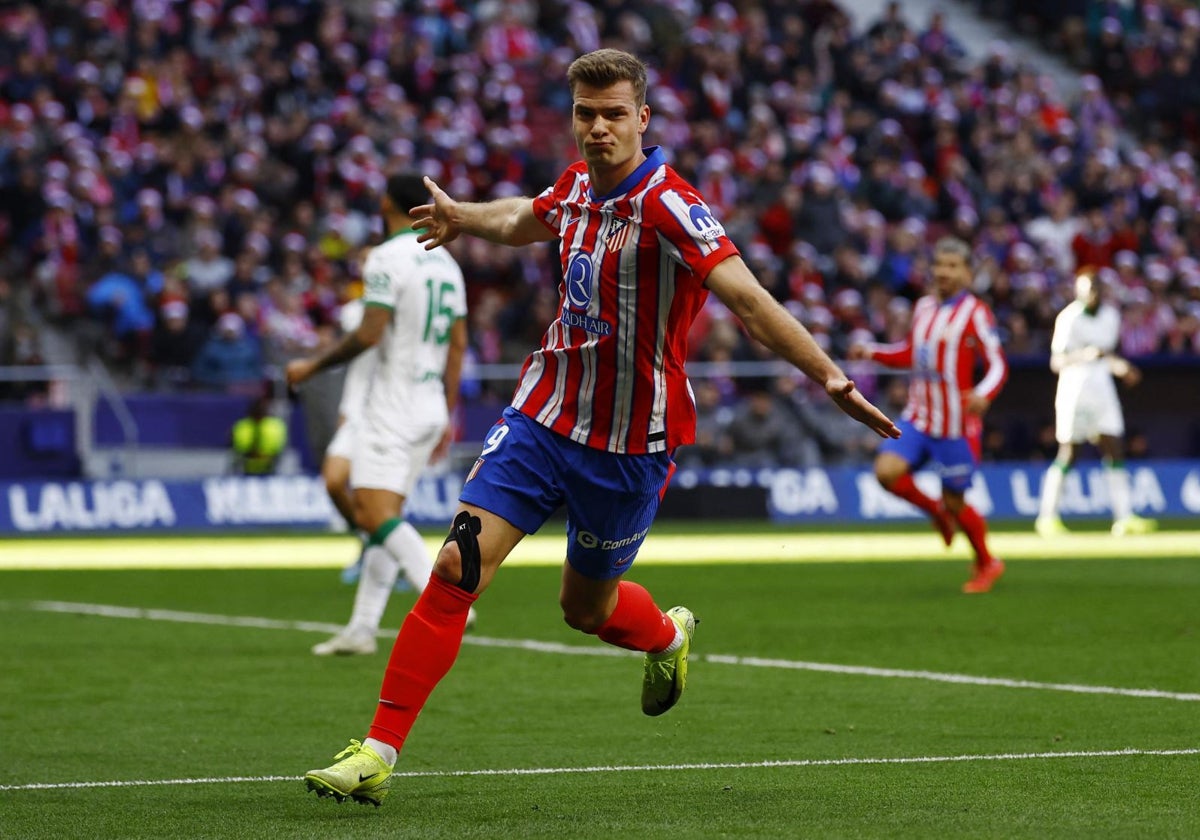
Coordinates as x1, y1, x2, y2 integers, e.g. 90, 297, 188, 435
849, 237, 1008, 593
304, 49, 899, 806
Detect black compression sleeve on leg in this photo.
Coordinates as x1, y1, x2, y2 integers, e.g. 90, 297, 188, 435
443, 510, 483, 593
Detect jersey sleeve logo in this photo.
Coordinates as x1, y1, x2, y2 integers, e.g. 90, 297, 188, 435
662, 189, 727, 245
364, 270, 390, 297
688, 203, 725, 241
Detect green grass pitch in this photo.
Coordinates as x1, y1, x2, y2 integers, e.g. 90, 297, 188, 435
1, 524, 1198, 839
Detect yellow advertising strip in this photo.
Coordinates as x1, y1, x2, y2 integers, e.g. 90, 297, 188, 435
0, 530, 1196, 571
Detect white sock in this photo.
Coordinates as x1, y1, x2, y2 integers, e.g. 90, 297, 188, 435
1039, 463, 1066, 519
346, 545, 399, 634
384, 521, 435, 593
1107, 463, 1133, 522
653, 620, 685, 658
363, 737, 397, 766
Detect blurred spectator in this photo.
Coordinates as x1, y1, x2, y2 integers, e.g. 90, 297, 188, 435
0, 320, 49, 403
676, 379, 734, 469
84, 260, 155, 366
149, 300, 205, 389
722, 379, 800, 469
183, 230, 235, 300
191, 313, 263, 391
1025, 191, 1082, 274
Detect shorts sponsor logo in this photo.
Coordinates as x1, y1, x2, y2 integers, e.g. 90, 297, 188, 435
576, 525, 650, 552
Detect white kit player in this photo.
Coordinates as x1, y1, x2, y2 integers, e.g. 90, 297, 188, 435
287, 173, 475, 655
1035, 269, 1157, 537
322, 295, 378, 583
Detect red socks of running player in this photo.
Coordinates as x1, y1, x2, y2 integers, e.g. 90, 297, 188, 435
366, 573, 674, 754
889, 473, 955, 547
889, 473, 939, 517
366, 575, 674, 755
367, 574, 477, 749
594, 581, 677, 653
952, 503, 997, 568
889, 473, 995, 565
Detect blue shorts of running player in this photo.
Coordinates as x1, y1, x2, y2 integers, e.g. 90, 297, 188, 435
878, 418, 977, 493
459, 407, 674, 580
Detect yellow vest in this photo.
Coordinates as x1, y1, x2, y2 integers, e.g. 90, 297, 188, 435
231, 416, 288, 475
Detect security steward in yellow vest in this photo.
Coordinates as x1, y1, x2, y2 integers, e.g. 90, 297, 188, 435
231, 395, 288, 475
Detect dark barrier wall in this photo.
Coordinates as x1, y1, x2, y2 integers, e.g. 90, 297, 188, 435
2, 359, 1197, 481
989, 358, 1200, 460
0, 407, 79, 479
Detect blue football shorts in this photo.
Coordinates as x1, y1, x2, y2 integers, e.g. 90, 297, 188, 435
878, 418, 977, 493
459, 406, 674, 580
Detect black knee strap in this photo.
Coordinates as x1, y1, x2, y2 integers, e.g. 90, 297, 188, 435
443, 510, 482, 593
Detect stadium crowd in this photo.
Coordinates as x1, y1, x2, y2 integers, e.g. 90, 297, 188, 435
2, 0, 1199, 461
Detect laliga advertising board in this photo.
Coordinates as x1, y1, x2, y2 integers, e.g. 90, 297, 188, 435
0, 474, 465, 534
0, 462, 1197, 534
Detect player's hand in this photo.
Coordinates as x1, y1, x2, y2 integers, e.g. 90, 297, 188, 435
825, 376, 901, 439
430, 427, 453, 464
410, 176, 461, 250
846, 344, 872, 361
1114, 360, 1141, 387
965, 392, 991, 415
285, 358, 316, 388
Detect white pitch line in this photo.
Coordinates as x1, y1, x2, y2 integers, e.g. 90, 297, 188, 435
2, 748, 1198, 792
20, 601, 1200, 703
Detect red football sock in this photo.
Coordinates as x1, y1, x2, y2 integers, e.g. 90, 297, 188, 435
888, 473, 941, 517
953, 504, 995, 568
366, 574, 477, 751
593, 581, 677, 654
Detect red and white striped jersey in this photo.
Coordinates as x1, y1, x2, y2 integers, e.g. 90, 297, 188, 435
518, 146, 740, 454
868, 291, 1008, 439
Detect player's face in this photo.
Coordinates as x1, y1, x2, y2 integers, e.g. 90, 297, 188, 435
931, 251, 970, 299
571, 80, 649, 187
1075, 274, 1100, 306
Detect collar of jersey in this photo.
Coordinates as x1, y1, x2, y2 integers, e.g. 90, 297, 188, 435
385, 225, 416, 240
941, 289, 969, 306
588, 146, 665, 203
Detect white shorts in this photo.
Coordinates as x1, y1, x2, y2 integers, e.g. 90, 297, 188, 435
1055, 389, 1125, 444
326, 418, 357, 461
350, 418, 444, 498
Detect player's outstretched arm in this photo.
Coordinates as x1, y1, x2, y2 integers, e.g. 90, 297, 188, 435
409, 177, 557, 250
285, 306, 388, 388
706, 256, 900, 439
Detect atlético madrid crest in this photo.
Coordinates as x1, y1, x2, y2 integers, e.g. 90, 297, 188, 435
605, 217, 631, 250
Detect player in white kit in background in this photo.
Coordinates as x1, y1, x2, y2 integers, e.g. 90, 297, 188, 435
287, 174, 475, 654
1035, 269, 1158, 537
322, 294, 380, 583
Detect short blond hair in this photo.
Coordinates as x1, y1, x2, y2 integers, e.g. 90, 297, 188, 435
567, 49, 647, 108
